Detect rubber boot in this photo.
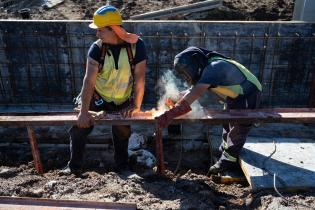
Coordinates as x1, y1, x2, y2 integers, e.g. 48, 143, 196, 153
208, 158, 238, 175
112, 125, 131, 169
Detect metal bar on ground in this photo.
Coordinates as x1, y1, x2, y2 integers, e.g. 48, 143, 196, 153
0, 196, 136, 210
27, 126, 44, 175
130, 0, 222, 20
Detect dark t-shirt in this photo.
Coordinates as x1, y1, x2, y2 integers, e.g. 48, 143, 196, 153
88, 38, 147, 68
197, 59, 246, 87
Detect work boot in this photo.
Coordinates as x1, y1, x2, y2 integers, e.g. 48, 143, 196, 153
208, 159, 238, 175
114, 163, 133, 175
58, 165, 81, 176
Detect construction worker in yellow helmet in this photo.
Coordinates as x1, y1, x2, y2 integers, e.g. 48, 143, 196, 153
60, 5, 147, 175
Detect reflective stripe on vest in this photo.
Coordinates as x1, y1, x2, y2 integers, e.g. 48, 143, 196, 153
95, 44, 136, 105
209, 56, 262, 99
223, 151, 237, 162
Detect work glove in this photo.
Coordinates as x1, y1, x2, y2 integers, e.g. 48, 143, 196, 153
156, 99, 192, 129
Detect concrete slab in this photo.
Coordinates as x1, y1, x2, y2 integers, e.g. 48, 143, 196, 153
240, 137, 315, 192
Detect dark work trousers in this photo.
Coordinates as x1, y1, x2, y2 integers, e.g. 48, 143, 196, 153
68, 96, 131, 170
219, 90, 261, 162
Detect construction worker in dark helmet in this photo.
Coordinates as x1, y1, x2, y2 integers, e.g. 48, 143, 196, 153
60, 5, 147, 175
157, 46, 262, 174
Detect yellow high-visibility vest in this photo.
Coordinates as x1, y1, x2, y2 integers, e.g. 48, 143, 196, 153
95, 40, 136, 105
209, 57, 262, 99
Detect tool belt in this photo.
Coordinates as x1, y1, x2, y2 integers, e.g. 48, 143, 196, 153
93, 91, 104, 106
92, 90, 133, 112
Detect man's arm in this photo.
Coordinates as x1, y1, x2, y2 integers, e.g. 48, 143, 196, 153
77, 57, 99, 128
125, 59, 146, 117
182, 83, 211, 105
157, 83, 210, 128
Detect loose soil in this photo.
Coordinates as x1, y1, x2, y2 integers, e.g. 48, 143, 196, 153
0, 0, 294, 21
1, 143, 315, 210
1, 0, 315, 210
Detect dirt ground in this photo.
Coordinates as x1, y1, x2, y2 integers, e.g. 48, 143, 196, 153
1, 142, 315, 210
1, 0, 315, 210
0, 0, 294, 21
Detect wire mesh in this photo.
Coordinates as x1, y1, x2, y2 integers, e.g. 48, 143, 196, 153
0, 22, 314, 108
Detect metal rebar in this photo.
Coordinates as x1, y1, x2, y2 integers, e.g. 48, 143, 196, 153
155, 122, 165, 175
0, 196, 137, 209
26, 126, 44, 175
258, 33, 269, 106
36, 30, 51, 99
155, 32, 161, 103
268, 32, 281, 107
232, 31, 238, 58
309, 34, 315, 107
1, 27, 315, 109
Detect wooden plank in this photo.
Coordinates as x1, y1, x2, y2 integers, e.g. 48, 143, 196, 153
0, 196, 136, 210
240, 137, 315, 192
130, 0, 222, 20
0, 108, 314, 126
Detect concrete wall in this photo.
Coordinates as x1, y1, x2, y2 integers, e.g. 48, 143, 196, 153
0, 20, 314, 110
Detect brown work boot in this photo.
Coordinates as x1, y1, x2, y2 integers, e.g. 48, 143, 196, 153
208, 159, 238, 175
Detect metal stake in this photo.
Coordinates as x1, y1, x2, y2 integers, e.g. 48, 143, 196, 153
27, 126, 44, 175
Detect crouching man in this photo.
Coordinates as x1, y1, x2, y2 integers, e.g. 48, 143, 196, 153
156, 46, 261, 174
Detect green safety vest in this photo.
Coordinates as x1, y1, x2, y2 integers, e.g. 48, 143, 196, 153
95, 40, 136, 105
209, 56, 262, 99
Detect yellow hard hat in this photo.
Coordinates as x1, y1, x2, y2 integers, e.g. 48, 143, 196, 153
89, 6, 122, 29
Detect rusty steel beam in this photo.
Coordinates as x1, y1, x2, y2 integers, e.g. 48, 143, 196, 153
1, 108, 315, 126
155, 122, 165, 175
27, 126, 44, 175
0, 196, 137, 210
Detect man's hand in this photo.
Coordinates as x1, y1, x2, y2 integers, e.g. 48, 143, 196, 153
165, 98, 176, 109
156, 99, 192, 129
123, 107, 141, 118
77, 111, 94, 128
